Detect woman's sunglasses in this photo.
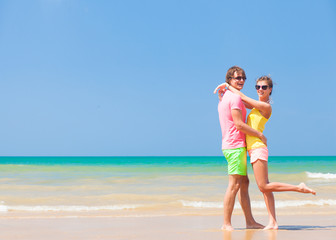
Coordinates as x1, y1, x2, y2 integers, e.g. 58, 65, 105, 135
255, 85, 269, 90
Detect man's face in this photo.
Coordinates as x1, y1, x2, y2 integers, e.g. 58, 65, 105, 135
229, 71, 246, 91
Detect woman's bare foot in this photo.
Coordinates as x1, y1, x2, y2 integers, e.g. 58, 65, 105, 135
221, 224, 234, 231
264, 222, 278, 230
298, 183, 316, 195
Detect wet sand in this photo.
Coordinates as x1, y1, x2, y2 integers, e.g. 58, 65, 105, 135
0, 214, 335, 240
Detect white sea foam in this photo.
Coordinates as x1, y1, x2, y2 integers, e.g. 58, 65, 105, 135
273, 200, 336, 208
306, 172, 336, 179
2, 199, 336, 213
0, 205, 8, 212
180, 199, 336, 209
0, 204, 141, 212
180, 201, 222, 209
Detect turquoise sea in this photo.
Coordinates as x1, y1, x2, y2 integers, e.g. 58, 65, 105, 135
0, 156, 335, 218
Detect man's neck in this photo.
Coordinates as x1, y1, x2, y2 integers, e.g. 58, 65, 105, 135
231, 87, 241, 91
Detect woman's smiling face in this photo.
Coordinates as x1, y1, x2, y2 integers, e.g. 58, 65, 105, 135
256, 80, 272, 100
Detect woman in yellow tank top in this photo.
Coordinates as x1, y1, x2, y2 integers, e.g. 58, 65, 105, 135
214, 76, 315, 230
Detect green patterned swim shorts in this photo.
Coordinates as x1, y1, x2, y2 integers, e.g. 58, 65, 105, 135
222, 147, 247, 176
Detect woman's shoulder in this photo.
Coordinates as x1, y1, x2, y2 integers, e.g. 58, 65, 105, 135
251, 107, 272, 119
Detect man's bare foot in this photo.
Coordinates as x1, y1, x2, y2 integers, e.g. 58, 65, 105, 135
221, 224, 234, 231
298, 183, 316, 195
246, 222, 264, 229
264, 222, 278, 230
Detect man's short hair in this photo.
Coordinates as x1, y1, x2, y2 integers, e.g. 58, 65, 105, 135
225, 66, 246, 83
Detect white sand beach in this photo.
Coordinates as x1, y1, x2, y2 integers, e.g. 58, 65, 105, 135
0, 214, 335, 240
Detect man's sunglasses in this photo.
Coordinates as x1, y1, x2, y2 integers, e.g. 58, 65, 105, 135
232, 77, 246, 81
255, 85, 269, 90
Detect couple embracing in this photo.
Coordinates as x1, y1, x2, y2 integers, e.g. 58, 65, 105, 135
214, 66, 315, 230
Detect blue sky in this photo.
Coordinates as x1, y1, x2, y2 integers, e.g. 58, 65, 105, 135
0, 0, 335, 156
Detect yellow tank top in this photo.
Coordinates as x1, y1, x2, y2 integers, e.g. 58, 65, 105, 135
246, 108, 271, 150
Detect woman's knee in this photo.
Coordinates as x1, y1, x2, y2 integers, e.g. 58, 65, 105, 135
258, 183, 269, 193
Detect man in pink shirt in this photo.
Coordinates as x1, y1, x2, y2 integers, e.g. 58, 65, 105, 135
215, 66, 267, 230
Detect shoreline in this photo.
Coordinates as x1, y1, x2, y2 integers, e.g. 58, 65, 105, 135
1, 210, 336, 218
1, 207, 335, 219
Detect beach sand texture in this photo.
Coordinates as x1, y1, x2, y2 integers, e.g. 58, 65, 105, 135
0, 215, 335, 240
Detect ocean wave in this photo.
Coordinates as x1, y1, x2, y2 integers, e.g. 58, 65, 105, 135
180, 199, 336, 209
0, 204, 141, 212
306, 172, 336, 179
2, 199, 335, 213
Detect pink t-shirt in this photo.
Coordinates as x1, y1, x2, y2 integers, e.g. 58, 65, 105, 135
218, 90, 246, 149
